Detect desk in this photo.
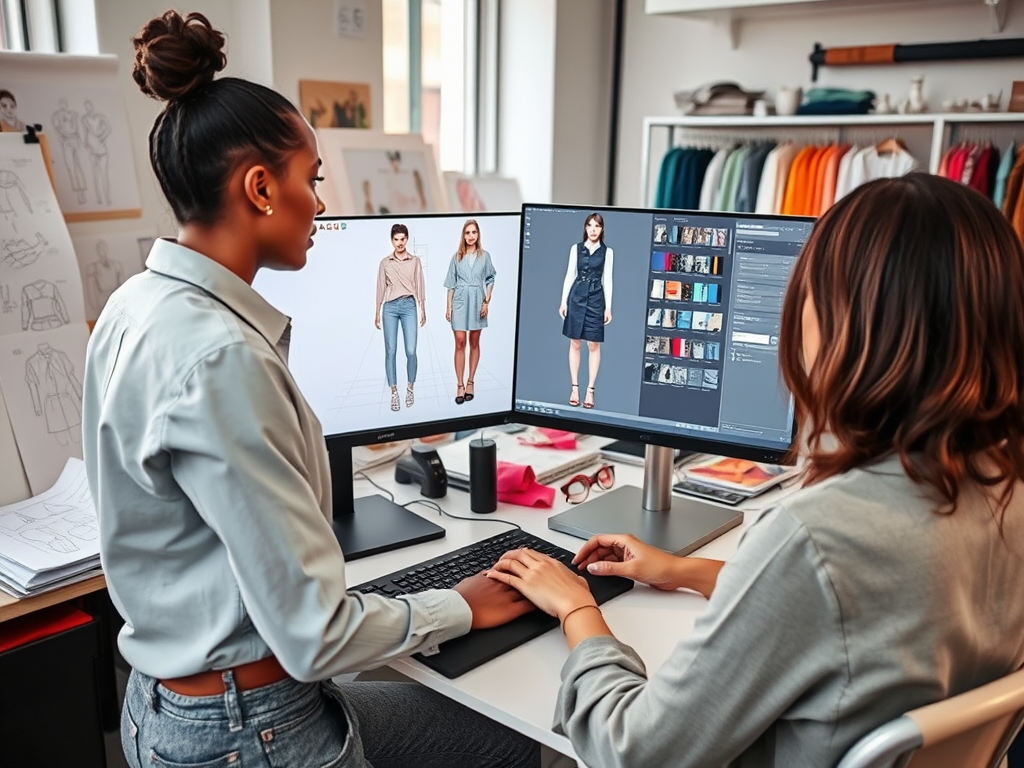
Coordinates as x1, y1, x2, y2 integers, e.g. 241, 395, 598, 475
345, 447, 795, 763
0, 573, 107, 623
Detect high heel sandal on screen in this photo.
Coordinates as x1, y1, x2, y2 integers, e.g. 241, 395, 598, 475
390, 390, 400, 411
569, 383, 580, 407
406, 385, 415, 408
455, 385, 466, 405
583, 386, 595, 409
464, 380, 475, 402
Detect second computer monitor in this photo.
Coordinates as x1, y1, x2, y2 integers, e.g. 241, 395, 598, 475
514, 205, 814, 462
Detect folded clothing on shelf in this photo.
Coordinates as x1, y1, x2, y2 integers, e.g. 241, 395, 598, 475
798, 87, 875, 115
675, 81, 766, 116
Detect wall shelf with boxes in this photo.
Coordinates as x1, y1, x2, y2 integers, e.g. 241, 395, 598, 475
640, 112, 1024, 206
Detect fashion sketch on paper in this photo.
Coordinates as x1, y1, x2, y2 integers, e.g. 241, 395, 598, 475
2, 232, 47, 269
82, 100, 112, 205
52, 98, 88, 204
375, 223, 425, 412
559, 212, 613, 410
0, 169, 33, 219
25, 342, 83, 446
444, 219, 496, 405
84, 239, 125, 316
21, 279, 70, 330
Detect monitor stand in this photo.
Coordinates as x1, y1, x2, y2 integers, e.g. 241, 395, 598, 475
548, 445, 742, 555
329, 444, 445, 561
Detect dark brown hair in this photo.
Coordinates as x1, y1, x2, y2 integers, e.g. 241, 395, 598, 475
391, 223, 409, 239
779, 173, 1024, 520
582, 213, 605, 244
132, 11, 306, 225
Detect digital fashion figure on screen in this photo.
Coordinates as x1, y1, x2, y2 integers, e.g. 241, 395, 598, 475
375, 223, 426, 412
445, 219, 496, 404
560, 212, 613, 409
82, 12, 537, 768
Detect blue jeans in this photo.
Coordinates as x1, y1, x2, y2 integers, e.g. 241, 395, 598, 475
382, 296, 418, 388
121, 669, 539, 768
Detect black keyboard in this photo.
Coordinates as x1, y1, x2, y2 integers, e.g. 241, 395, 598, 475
351, 529, 633, 678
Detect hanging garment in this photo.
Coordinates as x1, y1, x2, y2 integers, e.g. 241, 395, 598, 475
833, 144, 863, 202
818, 144, 853, 214
714, 145, 753, 211
1002, 148, 1024, 243
993, 141, 1017, 209
734, 142, 776, 213
780, 145, 816, 215
655, 147, 684, 208
562, 240, 610, 342
756, 142, 800, 214
699, 148, 731, 210
21, 280, 70, 331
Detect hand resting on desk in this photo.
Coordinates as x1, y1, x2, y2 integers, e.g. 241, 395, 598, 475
452, 571, 536, 629
573, 533, 725, 599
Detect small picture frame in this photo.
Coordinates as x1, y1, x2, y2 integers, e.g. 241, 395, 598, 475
1009, 81, 1024, 113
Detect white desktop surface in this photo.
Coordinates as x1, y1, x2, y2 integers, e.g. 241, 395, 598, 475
342, 446, 798, 762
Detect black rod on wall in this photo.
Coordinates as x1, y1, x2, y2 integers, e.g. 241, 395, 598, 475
809, 37, 1024, 81
606, 0, 625, 206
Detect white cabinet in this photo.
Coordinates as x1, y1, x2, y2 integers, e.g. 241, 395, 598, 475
640, 112, 1024, 205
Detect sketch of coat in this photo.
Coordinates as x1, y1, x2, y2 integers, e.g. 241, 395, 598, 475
2, 232, 46, 269
25, 345, 82, 434
21, 280, 69, 330
0, 170, 32, 218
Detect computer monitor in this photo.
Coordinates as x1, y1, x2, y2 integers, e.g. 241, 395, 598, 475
254, 212, 521, 559
513, 204, 815, 554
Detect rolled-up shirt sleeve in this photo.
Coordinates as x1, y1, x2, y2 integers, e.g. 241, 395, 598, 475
164, 342, 471, 681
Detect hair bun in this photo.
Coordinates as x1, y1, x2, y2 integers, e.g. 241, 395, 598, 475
132, 11, 226, 102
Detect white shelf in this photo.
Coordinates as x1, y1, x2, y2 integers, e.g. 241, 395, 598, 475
641, 112, 1024, 204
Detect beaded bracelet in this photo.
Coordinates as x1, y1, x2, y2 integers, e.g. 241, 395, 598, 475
560, 604, 601, 634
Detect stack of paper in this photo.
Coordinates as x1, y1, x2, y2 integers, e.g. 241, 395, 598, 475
0, 458, 101, 597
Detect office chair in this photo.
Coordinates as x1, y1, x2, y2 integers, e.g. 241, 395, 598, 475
836, 667, 1024, 768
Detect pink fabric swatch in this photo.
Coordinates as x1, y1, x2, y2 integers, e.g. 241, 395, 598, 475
516, 428, 578, 450
496, 461, 555, 508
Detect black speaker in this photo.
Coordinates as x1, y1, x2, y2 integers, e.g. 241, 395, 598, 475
469, 438, 497, 514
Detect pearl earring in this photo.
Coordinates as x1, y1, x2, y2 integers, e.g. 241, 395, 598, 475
264, 205, 273, 216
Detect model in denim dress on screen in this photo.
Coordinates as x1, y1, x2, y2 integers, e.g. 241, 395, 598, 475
81, 11, 538, 768
375, 223, 425, 412
559, 212, 614, 410
444, 219, 496, 404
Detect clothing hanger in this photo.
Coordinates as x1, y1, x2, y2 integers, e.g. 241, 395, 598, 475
875, 135, 907, 155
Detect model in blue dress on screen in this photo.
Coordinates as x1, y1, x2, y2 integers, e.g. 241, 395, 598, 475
445, 219, 496, 404
559, 213, 614, 410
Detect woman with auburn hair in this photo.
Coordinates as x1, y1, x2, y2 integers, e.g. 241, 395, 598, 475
488, 174, 1024, 768
444, 219, 496, 404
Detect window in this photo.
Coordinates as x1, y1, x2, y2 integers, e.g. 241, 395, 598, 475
0, 0, 98, 53
383, 0, 490, 174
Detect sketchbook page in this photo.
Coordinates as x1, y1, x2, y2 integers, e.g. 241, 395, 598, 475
682, 455, 797, 493
0, 384, 30, 505
0, 458, 97, 576
0, 134, 87, 336
0, 323, 89, 494
72, 230, 154, 322
0, 51, 142, 220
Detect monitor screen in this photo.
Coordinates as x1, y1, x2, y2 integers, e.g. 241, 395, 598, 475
254, 212, 521, 445
513, 205, 815, 463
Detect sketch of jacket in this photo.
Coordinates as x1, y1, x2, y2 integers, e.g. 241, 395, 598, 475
25, 346, 82, 433
21, 280, 69, 330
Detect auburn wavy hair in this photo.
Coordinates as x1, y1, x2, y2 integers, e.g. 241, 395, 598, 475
779, 173, 1024, 520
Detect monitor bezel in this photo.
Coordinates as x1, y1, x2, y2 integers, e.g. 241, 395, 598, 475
511, 203, 816, 465
304, 211, 520, 449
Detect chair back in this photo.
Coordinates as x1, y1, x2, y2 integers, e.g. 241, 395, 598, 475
837, 667, 1024, 768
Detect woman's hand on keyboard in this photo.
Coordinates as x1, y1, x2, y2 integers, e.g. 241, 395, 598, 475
453, 572, 536, 629
487, 548, 596, 620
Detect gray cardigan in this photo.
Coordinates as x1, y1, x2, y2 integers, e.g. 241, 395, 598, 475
555, 455, 1024, 768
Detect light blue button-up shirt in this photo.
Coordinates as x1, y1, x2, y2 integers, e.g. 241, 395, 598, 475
82, 239, 471, 681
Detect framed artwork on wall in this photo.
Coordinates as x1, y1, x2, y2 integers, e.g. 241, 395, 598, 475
443, 172, 523, 213
316, 129, 448, 215
299, 79, 371, 129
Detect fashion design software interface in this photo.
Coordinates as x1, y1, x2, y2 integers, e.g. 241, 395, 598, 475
514, 206, 814, 452
254, 214, 521, 438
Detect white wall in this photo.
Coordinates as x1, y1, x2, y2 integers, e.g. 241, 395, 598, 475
552, 0, 616, 205
614, 0, 1024, 205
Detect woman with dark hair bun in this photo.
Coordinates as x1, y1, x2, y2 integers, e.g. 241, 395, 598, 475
489, 174, 1024, 768
81, 11, 538, 768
